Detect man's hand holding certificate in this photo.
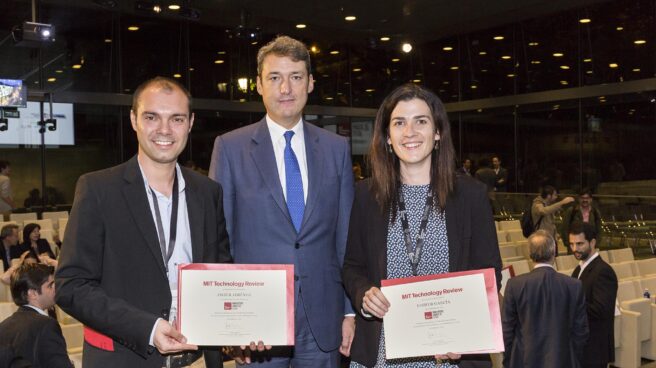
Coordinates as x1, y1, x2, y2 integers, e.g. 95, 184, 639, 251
380, 268, 503, 360
177, 264, 294, 347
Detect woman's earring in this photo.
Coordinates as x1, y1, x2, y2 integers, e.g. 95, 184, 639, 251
388, 144, 393, 154
434, 140, 440, 151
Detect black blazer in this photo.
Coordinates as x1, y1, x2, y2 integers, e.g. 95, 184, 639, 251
55, 156, 232, 368
10, 239, 55, 261
572, 256, 618, 366
342, 175, 502, 368
0, 306, 73, 368
502, 267, 589, 368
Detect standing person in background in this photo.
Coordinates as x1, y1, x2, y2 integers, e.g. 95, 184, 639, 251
343, 83, 501, 368
492, 155, 508, 192
560, 188, 603, 253
209, 35, 355, 367
457, 158, 473, 177
0, 160, 15, 217
531, 185, 574, 242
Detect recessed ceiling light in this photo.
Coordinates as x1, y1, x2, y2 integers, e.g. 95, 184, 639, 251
47, 77, 56, 82
579, 18, 591, 23
296, 24, 306, 29
583, 58, 592, 62
530, 60, 541, 64
560, 65, 570, 70
560, 80, 568, 85
325, 96, 334, 100
586, 70, 593, 74
55, 70, 63, 74
443, 81, 450, 85
214, 60, 225, 64
443, 46, 453, 51
251, 41, 258, 45
507, 74, 515, 78
634, 40, 646, 45
380, 36, 390, 41
217, 51, 226, 55
310, 45, 319, 53
173, 73, 181, 78
479, 51, 487, 55
344, 15, 356, 21
528, 42, 539, 46
633, 68, 641, 72
481, 69, 488, 72
239, 98, 246, 102
330, 50, 340, 55
189, 67, 194, 71
104, 38, 112, 43
127, 26, 139, 31
72, 64, 82, 69
471, 85, 478, 89
609, 63, 619, 68
450, 66, 459, 70
352, 68, 361, 72
168, 4, 180, 10
616, 26, 624, 31
391, 58, 400, 62
501, 55, 511, 60
553, 52, 564, 57
412, 79, 421, 83
493, 36, 504, 40
598, 96, 605, 99
365, 89, 375, 92
402, 43, 412, 53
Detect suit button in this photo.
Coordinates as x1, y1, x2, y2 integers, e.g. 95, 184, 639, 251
294, 275, 299, 281
295, 243, 300, 249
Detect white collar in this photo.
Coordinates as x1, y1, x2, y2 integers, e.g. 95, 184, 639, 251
533, 263, 555, 270
137, 162, 186, 197
24, 304, 48, 316
579, 251, 600, 270
265, 115, 303, 138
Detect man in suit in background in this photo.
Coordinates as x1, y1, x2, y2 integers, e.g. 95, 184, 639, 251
502, 230, 588, 368
492, 155, 508, 192
56, 77, 231, 368
209, 35, 355, 367
1, 223, 19, 271
0, 263, 73, 368
570, 221, 618, 368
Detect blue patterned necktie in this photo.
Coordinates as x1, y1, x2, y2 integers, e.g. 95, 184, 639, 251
284, 130, 305, 233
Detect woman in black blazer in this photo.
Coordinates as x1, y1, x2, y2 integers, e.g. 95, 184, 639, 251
342, 84, 502, 368
10, 223, 57, 266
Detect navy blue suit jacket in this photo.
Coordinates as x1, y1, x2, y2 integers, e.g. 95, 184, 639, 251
209, 117, 354, 351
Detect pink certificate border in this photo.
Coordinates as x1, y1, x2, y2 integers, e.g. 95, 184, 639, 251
177, 263, 295, 346
381, 268, 504, 354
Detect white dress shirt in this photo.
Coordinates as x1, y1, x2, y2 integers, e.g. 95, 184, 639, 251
25, 304, 49, 316
577, 251, 600, 279
266, 115, 308, 203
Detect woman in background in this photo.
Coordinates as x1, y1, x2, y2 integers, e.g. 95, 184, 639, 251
343, 83, 501, 368
10, 223, 57, 267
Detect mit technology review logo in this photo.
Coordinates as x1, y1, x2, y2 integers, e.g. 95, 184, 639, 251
424, 310, 444, 320
224, 301, 243, 310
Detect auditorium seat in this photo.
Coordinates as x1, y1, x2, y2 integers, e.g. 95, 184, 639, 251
611, 262, 641, 281
637, 259, 656, 278
58, 218, 68, 241
496, 231, 508, 244
616, 280, 652, 359
609, 248, 635, 263
33, 218, 54, 232
504, 260, 530, 275
41, 211, 69, 230
60, 322, 83, 354
56, 306, 79, 325
0, 302, 17, 322
555, 255, 578, 271
613, 308, 642, 367
0, 283, 11, 303
557, 268, 574, 276
599, 250, 610, 263
497, 220, 521, 231
506, 230, 525, 243
9, 212, 37, 223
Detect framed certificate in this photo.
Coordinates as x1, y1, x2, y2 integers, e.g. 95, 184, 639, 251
177, 263, 294, 346
381, 268, 503, 359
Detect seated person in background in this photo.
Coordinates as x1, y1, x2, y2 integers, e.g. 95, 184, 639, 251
1, 224, 20, 271
0, 263, 73, 368
10, 223, 57, 267
23, 188, 42, 208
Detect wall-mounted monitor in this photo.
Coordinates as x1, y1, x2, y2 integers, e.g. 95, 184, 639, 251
0, 79, 27, 108
0, 102, 75, 146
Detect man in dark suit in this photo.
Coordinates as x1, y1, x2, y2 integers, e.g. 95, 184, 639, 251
55, 77, 232, 368
0, 224, 19, 271
492, 155, 508, 192
503, 230, 588, 368
209, 35, 354, 367
0, 263, 73, 368
570, 221, 618, 368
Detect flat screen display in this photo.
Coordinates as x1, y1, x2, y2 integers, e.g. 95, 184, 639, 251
0, 102, 75, 146
0, 79, 27, 108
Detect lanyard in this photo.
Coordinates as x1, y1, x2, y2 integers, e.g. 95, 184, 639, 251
149, 174, 179, 274
398, 190, 433, 276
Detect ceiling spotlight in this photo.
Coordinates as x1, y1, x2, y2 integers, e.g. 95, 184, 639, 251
214, 59, 225, 64
528, 42, 539, 46
493, 36, 504, 40
330, 50, 340, 55
365, 88, 375, 92
128, 26, 139, 31
616, 26, 624, 31
391, 58, 400, 62
104, 38, 112, 43
344, 15, 356, 21
560, 80, 568, 85
169, 4, 180, 10
380, 36, 390, 41
296, 24, 306, 29
72, 64, 82, 69
47, 77, 56, 82
55, 70, 63, 74
633, 68, 641, 72
450, 66, 459, 70
530, 60, 541, 64
634, 40, 646, 45
583, 58, 592, 62
402, 43, 412, 53
443, 46, 453, 51
579, 18, 591, 23
153, 5, 161, 13
609, 63, 618, 68
412, 79, 421, 83
173, 73, 181, 78
479, 51, 487, 55
507, 74, 516, 78
471, 85, 478, 89
560, 65, 570, 70
553, 52, 564, 57
310, 45, 319, 53
501, 55, 511, 60
352, 68, 361, 72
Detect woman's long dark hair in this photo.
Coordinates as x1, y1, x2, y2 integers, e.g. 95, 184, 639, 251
22, 223, 40, 245
367, 83, 456, 218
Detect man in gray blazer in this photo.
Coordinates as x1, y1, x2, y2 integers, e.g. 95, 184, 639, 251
209, 35, 354, 367
502, 230, 588, 368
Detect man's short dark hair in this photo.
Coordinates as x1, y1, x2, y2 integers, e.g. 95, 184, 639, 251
568, 221, 597, 242
257, 35, 312, 77
541, 185, 556, 199
10, 263, 54, 306
0, 160, 9, 172
0, 224, 18, 240
579, 187, 593, 197
131, 76, 192, 115
528, 230, 556, 263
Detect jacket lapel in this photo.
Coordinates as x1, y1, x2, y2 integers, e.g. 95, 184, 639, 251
121, 156, 168, 279
183, 171, 204, 263
249, 119, 292, 227
300, 122, 324, 233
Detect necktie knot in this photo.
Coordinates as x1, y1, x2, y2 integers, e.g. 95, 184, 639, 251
284, 130, 294, 146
